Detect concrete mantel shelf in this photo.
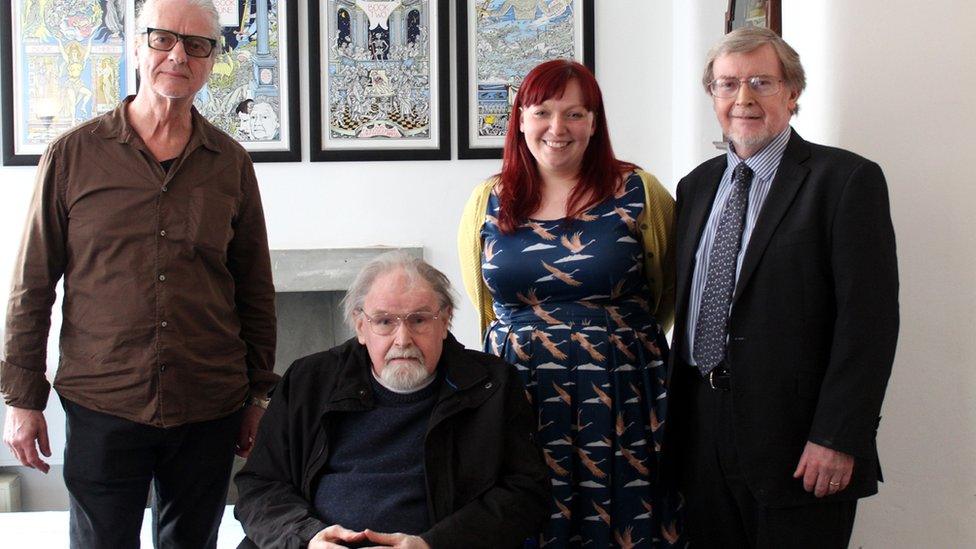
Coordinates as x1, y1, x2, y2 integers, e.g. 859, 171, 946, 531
270, 247, 423, 293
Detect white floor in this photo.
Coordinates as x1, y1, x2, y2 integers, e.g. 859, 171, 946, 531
0, 505, 245, 548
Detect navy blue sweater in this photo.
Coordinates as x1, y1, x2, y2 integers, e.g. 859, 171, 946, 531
313, 374, 439, 535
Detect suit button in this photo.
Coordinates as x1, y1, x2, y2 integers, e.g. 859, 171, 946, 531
358, 389, 367, 398
484, 382, 493, 389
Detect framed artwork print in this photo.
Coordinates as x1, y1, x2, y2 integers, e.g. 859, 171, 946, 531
725, 0, 782, 35
456, 0, 594, 160
130, 0, 301, 162
1, 0, 131, 166
308, 0, 451, 162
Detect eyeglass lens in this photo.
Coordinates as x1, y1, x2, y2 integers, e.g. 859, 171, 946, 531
365, 312, 438, 335
147, 29, 214, 58
710, 76, 780, 98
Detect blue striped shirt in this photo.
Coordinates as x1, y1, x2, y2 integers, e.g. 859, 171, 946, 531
684, 127, 792, 365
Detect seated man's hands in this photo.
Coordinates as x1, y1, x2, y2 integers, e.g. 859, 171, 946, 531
361, 530, 430, 549
309, 525, 367, 548
308, 526, 430, 549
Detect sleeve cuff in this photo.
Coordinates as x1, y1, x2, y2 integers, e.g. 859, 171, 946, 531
0, 359, 51, 410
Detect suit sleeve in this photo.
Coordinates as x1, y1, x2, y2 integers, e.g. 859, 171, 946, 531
1, 146, 67, 409
234, 364, 328, 549
420, 367, 551, 548
807, 160, 899, 459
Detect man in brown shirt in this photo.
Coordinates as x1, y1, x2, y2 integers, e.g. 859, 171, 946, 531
1, 1, 277, 546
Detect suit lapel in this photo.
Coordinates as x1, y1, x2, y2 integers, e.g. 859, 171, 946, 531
676, 157, 726, 313
732, 130, 811, 304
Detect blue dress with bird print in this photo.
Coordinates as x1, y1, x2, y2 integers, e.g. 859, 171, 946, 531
481, 173, 681, 548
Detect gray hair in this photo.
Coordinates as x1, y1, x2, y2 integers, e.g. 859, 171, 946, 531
136, 0, 222, 44
341, 251, 456, 329
702, 26, 806, 114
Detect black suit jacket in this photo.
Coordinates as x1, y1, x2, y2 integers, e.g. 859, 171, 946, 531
665, 130, 899, 507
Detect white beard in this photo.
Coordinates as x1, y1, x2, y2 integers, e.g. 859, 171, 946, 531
379, 350, 430, 391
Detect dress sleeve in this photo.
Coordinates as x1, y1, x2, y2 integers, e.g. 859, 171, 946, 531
636, 170, 676, 333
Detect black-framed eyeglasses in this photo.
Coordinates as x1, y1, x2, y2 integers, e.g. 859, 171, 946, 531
708, 75, 784, 98
358, 309, 443, 336
143, 27, 216, 58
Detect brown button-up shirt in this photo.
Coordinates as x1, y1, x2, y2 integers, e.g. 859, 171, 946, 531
1, 97, 278, 427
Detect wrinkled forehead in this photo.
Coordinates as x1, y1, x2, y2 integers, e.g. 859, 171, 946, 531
364, 272, 440, 313
712, 44, 783, 79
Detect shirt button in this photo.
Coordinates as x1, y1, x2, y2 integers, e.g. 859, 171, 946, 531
159, 230, 167, 237
161, 321, 168, 328
160, 364, 167, 372
158, 274, 166, 282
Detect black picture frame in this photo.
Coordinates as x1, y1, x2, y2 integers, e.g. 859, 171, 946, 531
456, 0, 594, 160
246, 0, 302, 163
308, 0, 451, 162
725, 0, 782, 36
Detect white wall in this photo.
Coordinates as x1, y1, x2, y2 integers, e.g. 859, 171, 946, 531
784, 1, 976, 546
1, 2, 974, 546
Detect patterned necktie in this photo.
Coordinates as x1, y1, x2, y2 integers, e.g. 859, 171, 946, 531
693, 162, 754, 375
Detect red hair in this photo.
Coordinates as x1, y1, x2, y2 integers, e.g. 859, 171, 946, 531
496, 60, 636, 233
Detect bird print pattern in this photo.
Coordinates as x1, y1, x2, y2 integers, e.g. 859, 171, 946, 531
481, 173, 682, 548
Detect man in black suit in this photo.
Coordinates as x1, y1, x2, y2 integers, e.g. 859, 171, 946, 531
666, 27, 899, 548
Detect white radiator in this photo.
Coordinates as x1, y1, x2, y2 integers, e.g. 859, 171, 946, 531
0, 473, 22, 512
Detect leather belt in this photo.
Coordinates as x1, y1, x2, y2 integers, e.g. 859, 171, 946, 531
706, 365, 731, 391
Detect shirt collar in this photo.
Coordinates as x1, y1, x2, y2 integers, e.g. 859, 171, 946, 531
90, 95, 224, 155
726, 125, 792, 182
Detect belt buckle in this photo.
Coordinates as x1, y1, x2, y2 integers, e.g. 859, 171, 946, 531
708, 369, 720, 390
707, 366, 729, 391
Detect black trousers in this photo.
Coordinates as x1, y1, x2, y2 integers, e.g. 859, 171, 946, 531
677, 367, 857, 549
62, 398, 242, 549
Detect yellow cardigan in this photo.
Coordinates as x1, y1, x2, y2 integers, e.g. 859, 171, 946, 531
457, 169, 676, 339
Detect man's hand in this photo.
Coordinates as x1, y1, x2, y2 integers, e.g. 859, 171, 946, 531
793, 441, 854, 497
235, 404, 265, 458
361, 530, 430, 549
308, 524, 367, 549
3, 406, 51, 473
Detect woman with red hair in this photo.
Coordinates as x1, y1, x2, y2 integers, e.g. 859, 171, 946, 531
459, 60, 681, 547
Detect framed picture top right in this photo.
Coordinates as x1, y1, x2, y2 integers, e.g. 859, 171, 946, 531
457, 0, 594, 160
726, 0, 781, 35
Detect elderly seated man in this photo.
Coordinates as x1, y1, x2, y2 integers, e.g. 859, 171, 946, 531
234, 252, 550, 549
